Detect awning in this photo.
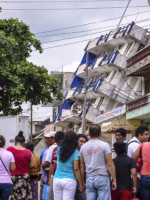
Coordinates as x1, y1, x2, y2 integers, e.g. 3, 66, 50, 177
101, 117, 142, 133
101, 122, 112, 133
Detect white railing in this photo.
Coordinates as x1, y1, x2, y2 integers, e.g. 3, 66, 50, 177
86, 23, 146, 51
77, 51, 127, 78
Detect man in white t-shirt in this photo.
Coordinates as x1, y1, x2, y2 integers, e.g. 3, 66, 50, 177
80, 124, 116, 200
42, 131, 57, 170
40, 131, 56, 199
127, 126, 149, 157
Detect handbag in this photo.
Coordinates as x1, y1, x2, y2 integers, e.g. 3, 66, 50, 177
136, 144, 143, 173
0, 157, 11, 177
42, 184, 50, 200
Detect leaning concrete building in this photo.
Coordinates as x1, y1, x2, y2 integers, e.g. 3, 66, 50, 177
55, 22, 150, 141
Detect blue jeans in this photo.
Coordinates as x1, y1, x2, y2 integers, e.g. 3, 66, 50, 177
86, 175, 110, 200
0, 183, 13, 200
141, 175, 150, 200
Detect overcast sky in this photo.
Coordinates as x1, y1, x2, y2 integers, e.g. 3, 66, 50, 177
0, 0, 150, 73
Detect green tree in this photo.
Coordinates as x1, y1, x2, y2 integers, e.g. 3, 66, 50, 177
0, 18, 62, 115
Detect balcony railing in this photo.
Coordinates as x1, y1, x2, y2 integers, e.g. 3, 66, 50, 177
66, 76, 137, 104
96, 80, 136, 104
86, 22, 147, 54
76, 51, 127, 79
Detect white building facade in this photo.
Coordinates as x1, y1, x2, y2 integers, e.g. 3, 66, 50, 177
55, 22, 150, 134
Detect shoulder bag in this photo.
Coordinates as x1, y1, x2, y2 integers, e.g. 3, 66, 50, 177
0, 156, 11, 177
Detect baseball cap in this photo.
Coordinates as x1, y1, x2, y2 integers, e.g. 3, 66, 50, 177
44, 131, 56, 138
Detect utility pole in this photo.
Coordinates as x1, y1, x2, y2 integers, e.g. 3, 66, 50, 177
148, 0, 150, 6
30, 103, 33, 141
81, 51, 89, 134
117, 0, 132, 27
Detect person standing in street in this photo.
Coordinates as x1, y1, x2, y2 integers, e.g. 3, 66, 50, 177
115, 128, 127, 142
39, 131, 56, 199
127, 126, 149, 199
53, 131, 85, 200
112, 141, 137, 200
80, 124, 116, 200
42, 131, 57, 171
49, 131, 64, 200
7, 131, 36, 200
112, 128, 127, 158
74, 134, 88, 200
132, 140, 150, 200
127, 126, 149, 157
25, 141, 41, 200
0, 135, 16, 200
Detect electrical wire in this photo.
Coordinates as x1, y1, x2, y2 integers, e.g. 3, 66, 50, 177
41, 22, 150, 44
37, 24, 120, 38
39, 22, 149, 40
120, 70, 140, 97
39, 37, 96, 50
0, 0, 129, 3
34, 10, 150, 35
65, 63, 143, 104
2, 6, 150, 11
39, 25, 150, 49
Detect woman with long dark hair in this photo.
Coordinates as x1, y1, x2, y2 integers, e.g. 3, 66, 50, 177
53, 131, 85, 200
7, 131, 35, 200
0, 135, 16, 200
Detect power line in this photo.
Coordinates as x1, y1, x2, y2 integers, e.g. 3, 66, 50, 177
37, 24, 118, 38
40, 24, 150, 49
2, 6, 149, 11
40, 30, 149, 50
41, 37, 98, 50
42, 28, 116, 44
0, 0, 129, 2
41, 19, 150, 44
35, 10, 150, 35
38, 16, 150, 38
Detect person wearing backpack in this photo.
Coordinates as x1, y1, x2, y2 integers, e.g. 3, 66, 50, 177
0, 135, 16, 200
127, 126, 149, 199
127, 126, 149, 157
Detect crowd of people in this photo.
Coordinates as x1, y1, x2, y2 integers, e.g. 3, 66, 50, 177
0, 124, 150, 200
